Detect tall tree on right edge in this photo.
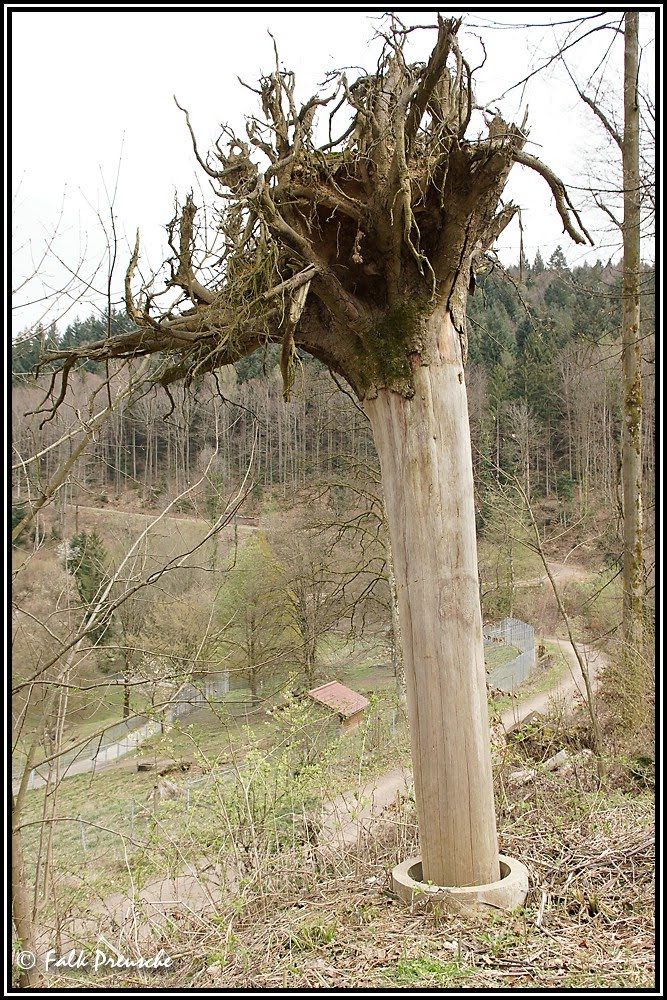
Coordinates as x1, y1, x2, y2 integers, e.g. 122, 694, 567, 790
564, 12, 648, 661
620, 11, 644, 662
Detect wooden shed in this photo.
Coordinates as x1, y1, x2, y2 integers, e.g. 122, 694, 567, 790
307, 681, 369, 733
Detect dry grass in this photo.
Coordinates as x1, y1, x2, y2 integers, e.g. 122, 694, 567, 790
40, 749, 654, 991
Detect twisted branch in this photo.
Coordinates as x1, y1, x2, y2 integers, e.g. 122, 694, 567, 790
513, 150, 594, 245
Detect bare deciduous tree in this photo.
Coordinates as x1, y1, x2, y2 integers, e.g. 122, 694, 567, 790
268, 515, 348, 690
217, 534, 289, 698
620, 12, 644, 660
11, 436, 253, 984
560, 12, 649, 660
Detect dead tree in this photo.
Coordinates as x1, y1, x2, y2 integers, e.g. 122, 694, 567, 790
45, 17, 589, 887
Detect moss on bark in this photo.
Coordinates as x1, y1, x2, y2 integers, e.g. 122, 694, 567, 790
357, 300, 431, 397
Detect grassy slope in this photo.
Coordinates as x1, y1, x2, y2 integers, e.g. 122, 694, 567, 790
13, 576, 655, 988
13, 508, 252, 755
35, 755, 654, 991
16, 505, 650, 989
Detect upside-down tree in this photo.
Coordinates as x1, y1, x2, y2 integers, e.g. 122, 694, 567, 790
45, 17, 590, 887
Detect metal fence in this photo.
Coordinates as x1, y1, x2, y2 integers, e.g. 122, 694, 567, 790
164, 673, 230, 722
14, 673, 231, 792
67, 699, 407, 853
483, 617, 535, 692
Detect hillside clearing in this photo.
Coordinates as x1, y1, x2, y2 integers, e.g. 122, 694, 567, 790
38, 755, 654, 990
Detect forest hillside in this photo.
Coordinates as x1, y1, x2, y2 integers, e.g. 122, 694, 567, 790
12, 233, 656, 993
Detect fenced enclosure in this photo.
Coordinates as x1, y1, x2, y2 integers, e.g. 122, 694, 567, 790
16, 615, 536, 795
14, 673, 230, 791
483, 617, 535, 691
42, 693, 408, 862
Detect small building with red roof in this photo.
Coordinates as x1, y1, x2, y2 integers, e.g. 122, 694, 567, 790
307, 680, 369, 732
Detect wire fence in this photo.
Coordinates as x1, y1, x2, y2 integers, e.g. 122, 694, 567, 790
483, 617, 536, 691
17, 620, 535, 794
69, 697, 406, 854
15, 673, 231, 792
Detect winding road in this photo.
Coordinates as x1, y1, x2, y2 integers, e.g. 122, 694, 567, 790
321, 635, 604, 849
20, 554, 605, 955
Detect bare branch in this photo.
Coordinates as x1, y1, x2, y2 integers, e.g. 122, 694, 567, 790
512, 150, 594, 245
563, 62, 623, 150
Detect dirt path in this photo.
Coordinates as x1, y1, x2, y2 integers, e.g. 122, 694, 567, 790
71, 503, 259, 532
72, 503, 209, 525
55, 634, 604, 952
499, 636, 603, 727
516, 560, 592, 589
320, 635, 604, 850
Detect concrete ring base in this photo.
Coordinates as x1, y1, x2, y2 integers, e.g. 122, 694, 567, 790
391, 854, 529, 913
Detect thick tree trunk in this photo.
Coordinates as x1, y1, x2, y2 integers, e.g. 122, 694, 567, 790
621, 11, 643, 658
365, 305, 499, 888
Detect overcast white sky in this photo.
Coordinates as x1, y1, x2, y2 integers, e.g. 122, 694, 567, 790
10, 6, 657, 337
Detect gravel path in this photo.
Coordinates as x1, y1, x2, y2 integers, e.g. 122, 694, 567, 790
320, 634, 604, 849
41, 558, 602, 948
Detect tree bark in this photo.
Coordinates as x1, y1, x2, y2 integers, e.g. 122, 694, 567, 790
365, 305, 498, 888
386, 538, 407, 705
123, 672, 131, 719
621, 11, 643, 657
12, 818, 40, 987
